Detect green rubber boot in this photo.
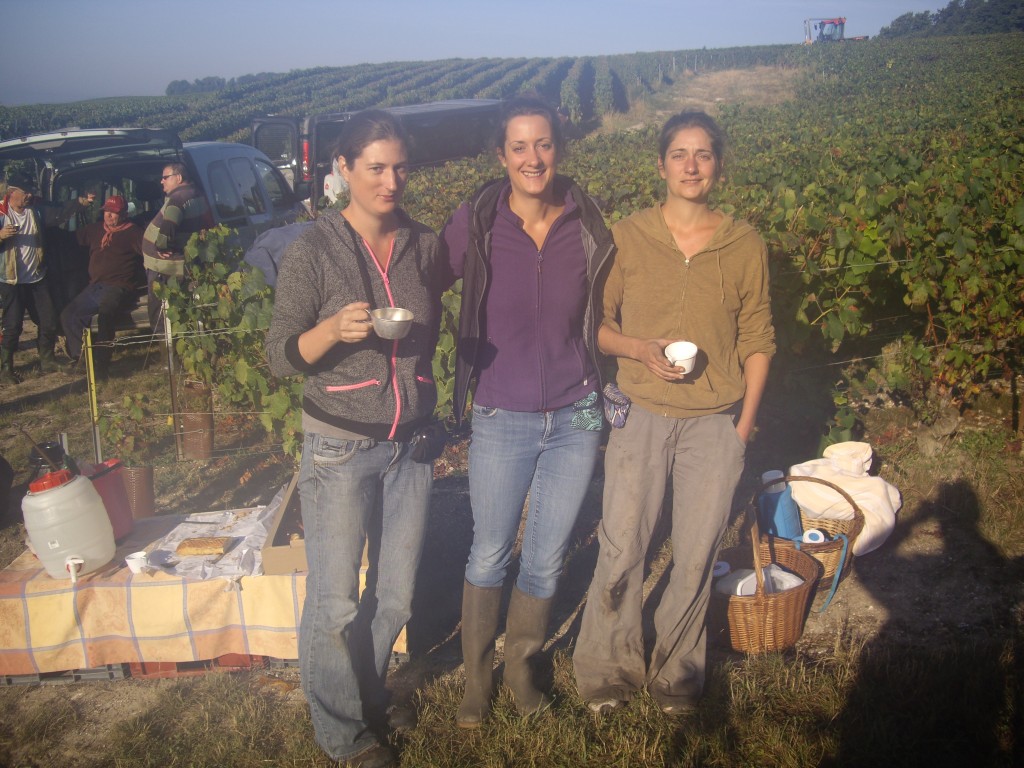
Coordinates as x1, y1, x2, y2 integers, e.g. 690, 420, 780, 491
0, 348, 18, 385
38, 347, 59, 374
456, 581, 502, 729
503, 587, 554, 715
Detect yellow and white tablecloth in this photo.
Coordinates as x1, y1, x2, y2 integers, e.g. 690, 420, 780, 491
0, 516, 305, 676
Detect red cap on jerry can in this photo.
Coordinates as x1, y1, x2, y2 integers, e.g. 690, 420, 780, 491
28, 469, 74, 492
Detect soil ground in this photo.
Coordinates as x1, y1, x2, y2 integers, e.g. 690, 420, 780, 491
1, 68, 1022, 764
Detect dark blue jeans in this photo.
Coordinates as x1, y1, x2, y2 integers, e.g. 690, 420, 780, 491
60, 282, 135, 361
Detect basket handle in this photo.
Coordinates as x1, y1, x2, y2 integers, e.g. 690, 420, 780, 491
748, 505, 767, 595
747, 473, 864, 597
750, 474, 865, 526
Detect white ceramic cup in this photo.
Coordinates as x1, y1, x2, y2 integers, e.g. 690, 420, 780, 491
665, 341, 698, 374
125, 551, 148, 574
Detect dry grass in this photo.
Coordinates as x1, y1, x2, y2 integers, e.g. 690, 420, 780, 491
597, 65, 805, 134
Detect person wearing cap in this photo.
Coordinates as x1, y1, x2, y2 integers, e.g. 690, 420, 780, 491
0, 171, 90, 382
60, 195, 144, 373
142, 162, 212, 332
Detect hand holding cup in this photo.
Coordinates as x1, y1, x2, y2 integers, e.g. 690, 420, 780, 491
332, 302, 372, 343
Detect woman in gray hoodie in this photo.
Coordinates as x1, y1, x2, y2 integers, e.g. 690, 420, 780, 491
267, 110, 444, 768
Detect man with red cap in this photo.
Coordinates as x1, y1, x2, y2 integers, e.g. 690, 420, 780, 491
60, 195, 144, 374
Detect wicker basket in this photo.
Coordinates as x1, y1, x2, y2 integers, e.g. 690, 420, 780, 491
710, 520, 821, 654
121, 464, 155, 519
759, 476, 865, 585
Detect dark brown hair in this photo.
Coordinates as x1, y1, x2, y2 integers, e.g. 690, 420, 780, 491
334, 109, 409, 167
658, 111, 727, 173
493, 95, 565, 156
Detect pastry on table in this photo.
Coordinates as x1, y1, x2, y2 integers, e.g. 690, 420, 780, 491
175, 536, 233, 557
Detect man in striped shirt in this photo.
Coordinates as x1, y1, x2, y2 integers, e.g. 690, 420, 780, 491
142, 163, 212, 331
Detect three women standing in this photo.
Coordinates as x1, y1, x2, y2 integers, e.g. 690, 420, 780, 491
441, 96, 615, 728
267, 110, 443, 768
573, 111, 775, 714
267, 102, 773, 762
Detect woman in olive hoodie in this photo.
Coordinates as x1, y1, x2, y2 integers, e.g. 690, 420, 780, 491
573, 111, 775, 715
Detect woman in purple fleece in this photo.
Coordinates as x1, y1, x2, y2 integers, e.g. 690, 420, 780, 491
440, 96, 615, 728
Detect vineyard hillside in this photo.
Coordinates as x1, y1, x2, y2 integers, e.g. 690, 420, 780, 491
401, 33, 1023, 422
130, 32, 1024, 466
1, 44, 813, 142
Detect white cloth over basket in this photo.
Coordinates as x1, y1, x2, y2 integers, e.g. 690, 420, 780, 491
788, 442, 901, 556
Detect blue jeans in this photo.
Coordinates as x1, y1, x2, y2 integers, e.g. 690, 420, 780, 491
466, 403, 601, 599
60, 282, 135, 360
298, 431, 432, 761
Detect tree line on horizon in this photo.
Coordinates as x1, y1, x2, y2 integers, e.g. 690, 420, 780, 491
0, 0, 1018, 140
879, 0, 1024, 38
157, 0, 1022, 99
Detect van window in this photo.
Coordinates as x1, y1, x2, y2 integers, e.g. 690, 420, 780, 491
255, 158, 293, 213
206, 161, 246, 225
229, 157, 266, 216
254, 123, 295, 165
53, 174, 165, 230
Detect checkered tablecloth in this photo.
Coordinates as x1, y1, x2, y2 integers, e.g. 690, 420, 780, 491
0, 516, 305, 676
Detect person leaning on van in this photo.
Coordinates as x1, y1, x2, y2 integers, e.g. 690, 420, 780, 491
141, 162, 213, 331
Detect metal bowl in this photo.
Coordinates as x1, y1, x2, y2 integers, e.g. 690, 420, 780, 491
369, 307, 414, 339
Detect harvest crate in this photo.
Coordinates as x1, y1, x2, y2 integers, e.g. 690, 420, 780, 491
128, 654, 268, 680
1, 664, 128, 686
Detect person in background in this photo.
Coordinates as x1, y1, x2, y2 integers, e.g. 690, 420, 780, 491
440, 96, 615, 728
60, 195, 144, 375
141, 162, 212, 332
267, 110, 444, 768
0, 172, 91, 382
573, 111, 775, 716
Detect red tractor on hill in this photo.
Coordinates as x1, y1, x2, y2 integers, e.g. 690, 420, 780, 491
803, 17, 870, 44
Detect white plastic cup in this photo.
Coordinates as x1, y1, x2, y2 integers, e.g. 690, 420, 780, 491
125, 551, 148, 574
664, 341, 698, 373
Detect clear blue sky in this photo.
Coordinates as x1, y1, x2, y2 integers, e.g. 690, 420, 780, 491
2, 0, 948, 105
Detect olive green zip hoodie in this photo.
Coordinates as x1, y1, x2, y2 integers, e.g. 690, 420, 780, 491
603, 206, 775, 419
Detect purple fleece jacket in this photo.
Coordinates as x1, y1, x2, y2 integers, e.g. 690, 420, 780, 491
441, 182, 598, 412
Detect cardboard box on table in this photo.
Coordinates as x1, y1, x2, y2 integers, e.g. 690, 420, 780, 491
263, 472, 407, 656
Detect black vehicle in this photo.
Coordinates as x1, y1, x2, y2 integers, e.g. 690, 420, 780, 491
0, 128, 306, 310
252, 99, 502, 210
0, 128, 304, 245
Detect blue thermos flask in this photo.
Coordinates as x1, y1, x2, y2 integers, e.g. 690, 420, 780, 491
758, 470, 802, 540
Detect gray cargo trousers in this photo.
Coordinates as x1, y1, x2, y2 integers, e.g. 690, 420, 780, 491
573, 402, 745, 708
